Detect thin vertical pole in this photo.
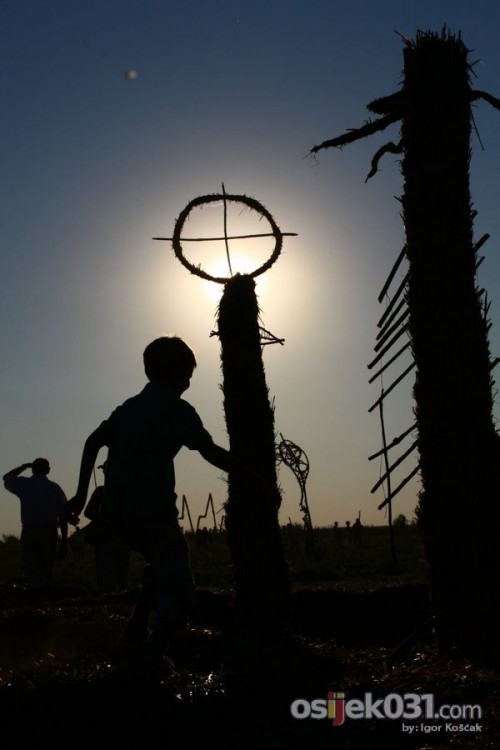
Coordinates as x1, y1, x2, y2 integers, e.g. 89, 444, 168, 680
221, 183, 233, 277
379, 396, 397, 562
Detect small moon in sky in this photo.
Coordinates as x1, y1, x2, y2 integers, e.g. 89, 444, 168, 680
124, 69, 138, 80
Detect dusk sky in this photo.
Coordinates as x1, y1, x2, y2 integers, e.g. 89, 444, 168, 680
2, 0, 500, 538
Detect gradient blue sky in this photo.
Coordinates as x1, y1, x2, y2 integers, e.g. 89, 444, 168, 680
2, 0, 500, 537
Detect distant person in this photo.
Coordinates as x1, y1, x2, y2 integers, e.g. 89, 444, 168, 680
2, 458, 68, 585
66, 335, 267, 677
331, 521, 340, 546
394, 513, 408, 532
352, 517, 363, 545
344, 520, 352, 546
84, 464, 131, 592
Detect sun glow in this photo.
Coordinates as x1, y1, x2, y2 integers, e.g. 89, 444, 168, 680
201, 252, 268, 303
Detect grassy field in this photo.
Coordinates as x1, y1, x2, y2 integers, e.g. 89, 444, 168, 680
0, 523, 427, 591
2, 525, 498, 750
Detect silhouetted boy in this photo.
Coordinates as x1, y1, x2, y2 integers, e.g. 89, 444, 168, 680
66, 335, 245, 677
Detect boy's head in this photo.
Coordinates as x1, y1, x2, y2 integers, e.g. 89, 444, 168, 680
143, 336, 197, 393
32, 458, 50, 475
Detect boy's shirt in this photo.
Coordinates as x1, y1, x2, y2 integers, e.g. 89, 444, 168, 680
98, 382, 213, 522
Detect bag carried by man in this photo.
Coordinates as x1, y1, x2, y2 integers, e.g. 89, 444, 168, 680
83, 486, 111, 545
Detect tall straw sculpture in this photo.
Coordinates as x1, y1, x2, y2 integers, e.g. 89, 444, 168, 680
164, 190, 295, 636
218, 273, 290, 634
311, 28, 500, 665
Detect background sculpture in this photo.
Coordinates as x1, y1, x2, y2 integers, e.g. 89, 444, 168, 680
311, 28, 500, 665
276, 433, 315, 553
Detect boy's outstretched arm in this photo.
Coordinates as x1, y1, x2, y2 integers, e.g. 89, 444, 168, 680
66, 426, 107, 518
198, 441, 233, 473
198, 440, 281, 506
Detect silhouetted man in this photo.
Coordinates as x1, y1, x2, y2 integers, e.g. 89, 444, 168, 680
3, 458, 68, 585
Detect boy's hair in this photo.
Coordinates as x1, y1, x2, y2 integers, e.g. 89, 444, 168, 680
32, 458, 50, 475
143, 336, 197, 383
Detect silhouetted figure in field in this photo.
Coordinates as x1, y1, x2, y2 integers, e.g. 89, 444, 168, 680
83, 465, 131, 591
331, 521, 340, 546
344, 520, 352, 546
394, 514, 408, 533
3, 458, 68, 585
66, 335, 260, 678
352, 517, 364, 546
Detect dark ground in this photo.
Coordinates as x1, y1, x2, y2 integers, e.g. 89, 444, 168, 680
0, 583, 499, 748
